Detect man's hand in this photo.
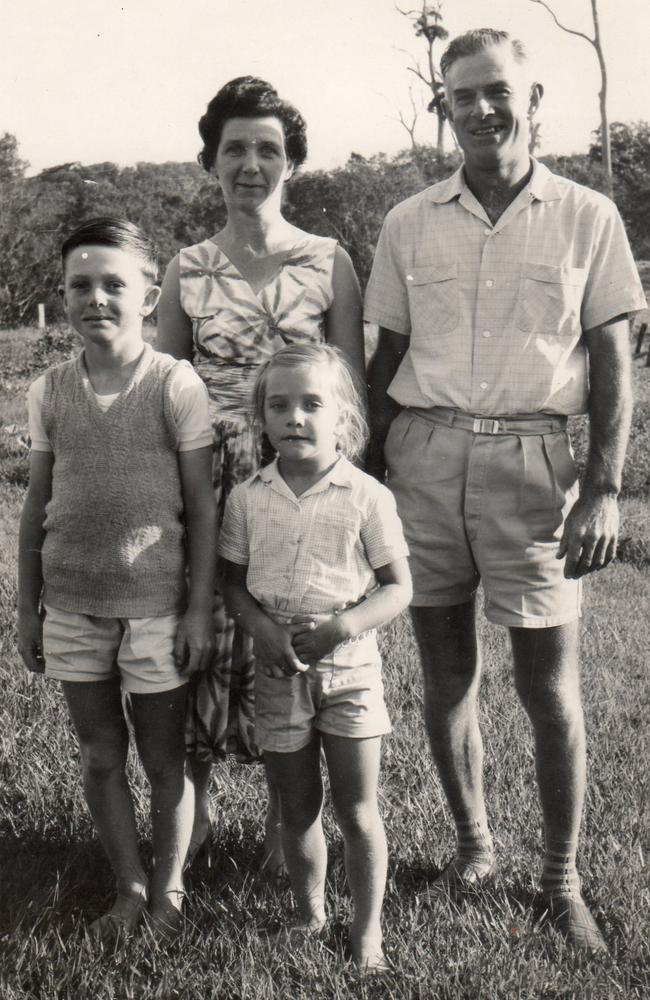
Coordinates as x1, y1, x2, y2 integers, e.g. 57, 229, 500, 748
174, 608, 216, 676
557, 492, 619, 579
291, 613, 345, 665
254, 619, 309, 678
17, 608, 45, 673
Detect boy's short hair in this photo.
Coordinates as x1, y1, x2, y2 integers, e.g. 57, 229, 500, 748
61, 217, 158, 282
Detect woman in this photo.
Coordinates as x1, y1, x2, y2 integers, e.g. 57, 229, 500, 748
156, 76, 364, 869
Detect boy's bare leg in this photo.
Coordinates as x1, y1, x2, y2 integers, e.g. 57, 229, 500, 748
325, 734, 387, 970
264, 738, 327, 931
131, 685, 194, 937
62, 678, 148, 938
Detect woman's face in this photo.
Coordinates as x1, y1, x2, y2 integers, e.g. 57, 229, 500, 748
214, 116, 294, 211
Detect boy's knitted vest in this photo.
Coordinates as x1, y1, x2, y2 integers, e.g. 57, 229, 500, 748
41, 346, 188, 617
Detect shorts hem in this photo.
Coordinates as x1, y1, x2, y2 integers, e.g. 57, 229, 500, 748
410, 593, 476, 608
317, 723, 392, 741
484, 608, 582, 629
45, 668, 188, 694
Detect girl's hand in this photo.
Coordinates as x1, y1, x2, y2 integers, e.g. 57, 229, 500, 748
17, 608, 45, 674
254, 619, 309, 677
174, 608, 216, 676
290, 613, 345, 665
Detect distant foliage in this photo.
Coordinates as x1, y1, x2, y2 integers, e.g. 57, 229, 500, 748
0, 126, 648, 327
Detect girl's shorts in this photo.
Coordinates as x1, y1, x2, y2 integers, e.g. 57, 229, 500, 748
42, 604, 187, 694
255, 635, 391, 753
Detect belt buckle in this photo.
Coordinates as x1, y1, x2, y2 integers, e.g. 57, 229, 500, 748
472, 417, 501, 435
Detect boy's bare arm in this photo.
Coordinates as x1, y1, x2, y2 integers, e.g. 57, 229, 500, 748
292, 557, 413, 664
17, 451, 54, 673
176, 446, 217, 674
221, 560, 308, 676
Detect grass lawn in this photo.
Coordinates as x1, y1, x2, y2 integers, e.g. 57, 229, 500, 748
0, 327, 648, 999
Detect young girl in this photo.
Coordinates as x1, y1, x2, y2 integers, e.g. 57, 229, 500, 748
218, 344, 412, 970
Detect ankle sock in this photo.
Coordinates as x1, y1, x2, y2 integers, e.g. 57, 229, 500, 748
540, 838, 581, 898
456, 818, 494, 864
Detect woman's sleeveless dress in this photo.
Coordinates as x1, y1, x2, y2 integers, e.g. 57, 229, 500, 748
179, 235, 337, 761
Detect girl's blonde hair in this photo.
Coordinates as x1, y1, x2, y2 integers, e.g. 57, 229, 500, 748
252, 343, 368, 461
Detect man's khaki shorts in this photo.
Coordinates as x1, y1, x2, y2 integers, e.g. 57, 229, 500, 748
385, 408, 581, 628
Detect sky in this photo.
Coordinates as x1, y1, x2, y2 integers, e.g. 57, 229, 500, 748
2, 0, 649, 176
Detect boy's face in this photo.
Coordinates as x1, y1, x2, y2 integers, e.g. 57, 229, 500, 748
61, 245, 160, 347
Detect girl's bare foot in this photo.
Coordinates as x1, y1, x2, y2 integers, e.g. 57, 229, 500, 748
89, 888, 148, 944
351, 931, 389, 974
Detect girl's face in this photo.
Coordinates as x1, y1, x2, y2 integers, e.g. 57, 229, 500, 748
263, 363, 342, 470
214, 116, 294, 211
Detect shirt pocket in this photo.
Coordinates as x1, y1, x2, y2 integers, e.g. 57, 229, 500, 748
307, 510, 361, 583
406, 263, 459, 335
517, 262, 586, 335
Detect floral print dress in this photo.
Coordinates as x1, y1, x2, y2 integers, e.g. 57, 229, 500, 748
179, 234, 337, 761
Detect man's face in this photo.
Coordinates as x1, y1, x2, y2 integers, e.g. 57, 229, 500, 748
443, 43, 541, 173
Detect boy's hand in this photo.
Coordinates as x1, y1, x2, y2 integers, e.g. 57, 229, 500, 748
174, 608, 215, 676
254, 619, 309, 678
290, 613, 344, 665
17, 609, 45, 674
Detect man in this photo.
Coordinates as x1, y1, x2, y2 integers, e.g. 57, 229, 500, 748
364, 28, 646, 952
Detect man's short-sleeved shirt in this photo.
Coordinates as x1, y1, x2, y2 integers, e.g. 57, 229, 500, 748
218, 455, 409, 618
364, 159, 646, 416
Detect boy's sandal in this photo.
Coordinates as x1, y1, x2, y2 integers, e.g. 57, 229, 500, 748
420, 855, 496, 903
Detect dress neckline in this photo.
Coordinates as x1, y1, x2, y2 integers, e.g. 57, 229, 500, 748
207, 236, 316, 299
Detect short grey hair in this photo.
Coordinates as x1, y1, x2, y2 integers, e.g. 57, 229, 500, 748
440, 29, 528, 78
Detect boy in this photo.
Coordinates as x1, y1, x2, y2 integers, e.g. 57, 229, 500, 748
17, 217, 216, 941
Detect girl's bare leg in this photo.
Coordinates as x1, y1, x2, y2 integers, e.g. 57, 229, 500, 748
264, 737, 326, 929
324, 734, 387, 970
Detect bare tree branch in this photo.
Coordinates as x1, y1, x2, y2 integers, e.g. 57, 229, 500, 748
528, 0, 594, 44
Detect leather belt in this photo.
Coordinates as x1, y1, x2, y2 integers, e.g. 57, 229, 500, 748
409, 406, 567, 436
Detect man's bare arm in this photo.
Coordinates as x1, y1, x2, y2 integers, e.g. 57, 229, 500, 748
558, 315, 633, 578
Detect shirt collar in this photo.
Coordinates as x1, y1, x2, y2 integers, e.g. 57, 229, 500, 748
429, 157, 562, 205
253, 454, 355, 495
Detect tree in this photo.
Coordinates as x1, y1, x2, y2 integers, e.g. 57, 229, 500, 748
590, 121, 650, 256
529, 0, 612, 198
397, 2, 449, 154
0, 133, 28, 183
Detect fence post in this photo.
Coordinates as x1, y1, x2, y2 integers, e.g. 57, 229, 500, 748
38, 303, 46, 329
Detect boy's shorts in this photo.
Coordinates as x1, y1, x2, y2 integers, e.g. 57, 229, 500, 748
43, 604, 187, 694
384, 408, 582, 629
255, 634, 392, 753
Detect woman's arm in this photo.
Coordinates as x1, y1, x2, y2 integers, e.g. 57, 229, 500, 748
174, 445, 217, 675
156, 254, 194, 361
324, 245, 365, 386
291, 557, 412, 664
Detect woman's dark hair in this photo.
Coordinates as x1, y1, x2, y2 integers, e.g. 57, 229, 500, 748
198, 76, 308, 172
61, 216, 158, 281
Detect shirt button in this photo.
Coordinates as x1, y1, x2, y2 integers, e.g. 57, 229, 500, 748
485, 279, 494, 288
484, 228, 491, 236
482, 330, 491, 338
480, 381, 488, 389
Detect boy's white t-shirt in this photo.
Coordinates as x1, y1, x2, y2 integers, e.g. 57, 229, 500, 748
28, 361, 213, 453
